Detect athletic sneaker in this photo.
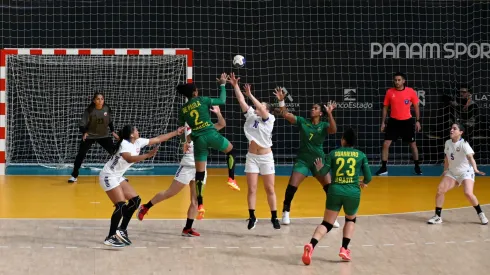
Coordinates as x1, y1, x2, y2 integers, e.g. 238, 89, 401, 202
104, 235, 125, 247
197, 204, 205, 220
281, 211, 290, 225
137, 205, 149, 221
68, 176, 77, 183
116, 228, 132, 245
479, 212, 489, 225
247, 218, 258, 230
333, 220, 340, 228
414, 166, 423, 175
302, 243, 314, 265
182, 228, 200, 237
227, 178, 240, 191
271, 218, 281, 230
427, 215, 443, 224
375, 167, 388, 176
339, 247, 351, 261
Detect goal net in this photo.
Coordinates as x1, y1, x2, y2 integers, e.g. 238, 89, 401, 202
2, 49, 191, 171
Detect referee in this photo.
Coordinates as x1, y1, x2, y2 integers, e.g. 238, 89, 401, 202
376, 72, 422, 176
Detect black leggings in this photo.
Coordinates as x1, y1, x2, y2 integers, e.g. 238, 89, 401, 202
71, 137, 115, 177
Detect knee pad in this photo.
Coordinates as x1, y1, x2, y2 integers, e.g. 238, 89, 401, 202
195, 171, 206, 181
321, 220, 334, 232
113, 201, 126, 215
128, 195, 141, 208
345, 217, 357, 223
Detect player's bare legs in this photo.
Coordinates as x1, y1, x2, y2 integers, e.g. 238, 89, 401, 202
146, 180, 186, 206
281, 172, 307, 224
112, 180, 141, 245
462, 179, 488, 225
180, 180, 201, 236
262, 173, 280, 229
428, 176, 457, 224
222, 143, 240, 191
246, 172, 259, 229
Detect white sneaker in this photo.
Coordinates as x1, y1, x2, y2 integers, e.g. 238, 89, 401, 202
333, 219, 340, 228
281, 211, 290, 225
427, 215, 442, 224
68, 176, 77, 183
479, 212, 489, 225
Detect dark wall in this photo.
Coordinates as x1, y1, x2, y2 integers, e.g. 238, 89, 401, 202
2, 0, 489, 165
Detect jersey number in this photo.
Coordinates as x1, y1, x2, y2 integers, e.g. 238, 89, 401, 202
252, 121, 259, 129
335, 158, 356, 177
450, 153, 454, 160
309, 133, 314, 140
96, 118, 104, 124
190, 110, 203, 126
110, 155, 120, 170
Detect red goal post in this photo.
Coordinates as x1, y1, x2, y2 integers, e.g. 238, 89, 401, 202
0, 48, 193, 175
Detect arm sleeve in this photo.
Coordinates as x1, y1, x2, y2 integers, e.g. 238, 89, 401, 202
79, 110, 90, 134
361, 154, 372, 184
383, 90, 391, 106
136, 138, 150, 149
210, 85, 227, 105
463, 142, 475, 155
178, 110, 185, 127
119, 141, 133, 154
411, 89, 419, 105
107, 106, 114, 132
294, 115, 304, 126
244, 106, 255, 119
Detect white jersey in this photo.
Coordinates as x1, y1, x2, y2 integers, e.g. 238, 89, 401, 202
243, 106, 275, 148
444, 138, 474, 174
101, 138, 150, 177
180, 124, 196, 167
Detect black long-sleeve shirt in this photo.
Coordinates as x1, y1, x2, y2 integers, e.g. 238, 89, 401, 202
79, 105, 114, 139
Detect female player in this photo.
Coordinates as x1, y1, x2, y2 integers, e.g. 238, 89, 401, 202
302, 128, 372, 264
100, 124, 184, 247
69, 92, 119, 183
274, 88, 339, 227
427, 123, 488, 225
229, 73, 280, 230
177, 73, 239, 219
136, 106, 227, 236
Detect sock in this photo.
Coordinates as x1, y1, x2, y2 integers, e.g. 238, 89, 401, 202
310, 238, 319, 249
382, 161, 387, 168
184, 218, 194, 230
108, 202, 126, 237
435, 207, 442, 217
120, 196, 141, 230
414, 160, 420, 166
282, 184, 298, 212
145, 200, 154, 209
249, 209, 256, 219
342, 237, 351, 249
474, 204, 482, 214
271, 210, 277, 220
323, 184, 329, 194
226, 149, 236, 180
195, 171, 206, 205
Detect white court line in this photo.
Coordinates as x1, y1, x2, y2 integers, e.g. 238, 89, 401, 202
134, 247, 147, 249
250, 247, 262, 249
42, 246, 55, 249
273, 246, 284, 249
383, 244, 394, 246
295, 246, 303, 248
317, 245, 329, 248
425, 242, 435, 245
226, 247, 239, 249
0, 246, 9, 248
204, 247, 217, 249
404, 243, 415, 245
485, 239, 490, 242
66, 246, 77, 249
465, 240, 475, 243
19, 246, 31, 249
181, 247, 192, 249
362, 244, 374, 247
445, 241, 456, 244
158, 247, 170, 249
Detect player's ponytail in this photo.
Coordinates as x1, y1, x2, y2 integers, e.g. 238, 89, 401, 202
113, 125, 134, 155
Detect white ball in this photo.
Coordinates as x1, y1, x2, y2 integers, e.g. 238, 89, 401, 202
233, 55, 246, 68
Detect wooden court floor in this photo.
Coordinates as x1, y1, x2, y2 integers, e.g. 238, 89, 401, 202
0, 169, 489, 275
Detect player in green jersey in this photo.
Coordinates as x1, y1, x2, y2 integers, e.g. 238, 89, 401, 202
273, 88, 339, 227
301, 128, 372, 264
177, 73, 240, 220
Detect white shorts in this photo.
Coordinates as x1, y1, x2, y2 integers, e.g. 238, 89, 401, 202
174, 165, 207, 185
244, 152, 275, 175
445, 170, 475, 185
99, 173, 127, 192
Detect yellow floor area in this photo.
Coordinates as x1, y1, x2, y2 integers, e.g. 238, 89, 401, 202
1, 169, 489, 219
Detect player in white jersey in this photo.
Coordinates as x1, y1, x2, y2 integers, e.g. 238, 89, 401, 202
100, 124, 185, 247
228, 73, 280, 230
136, 106, 226, 236
427, 123, 488, 225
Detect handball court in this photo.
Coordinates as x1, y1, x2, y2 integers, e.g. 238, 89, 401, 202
0, 169, 489, 275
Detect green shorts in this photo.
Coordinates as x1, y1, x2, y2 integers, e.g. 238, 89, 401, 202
192, 130, 230, 162
292, 157, 326, 177
326, 194, 360, 216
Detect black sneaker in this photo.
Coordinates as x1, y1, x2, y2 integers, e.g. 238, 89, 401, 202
116, 228, 132, 245
375, 166, 388, 176
271, 218, 281, 230
104, 235, 125, 247
414, 166, 423, 175
247, 218, 258, 230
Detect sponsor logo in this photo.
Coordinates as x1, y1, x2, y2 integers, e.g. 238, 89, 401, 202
370, 42, 490, 59
336, 89, 373, 109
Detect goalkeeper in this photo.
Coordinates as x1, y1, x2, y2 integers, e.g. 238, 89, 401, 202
177, 73, 239, 220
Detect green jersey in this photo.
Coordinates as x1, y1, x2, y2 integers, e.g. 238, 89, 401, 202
322, 147, 372, 197
178, 85, 227, 137
295, 116, 330, 160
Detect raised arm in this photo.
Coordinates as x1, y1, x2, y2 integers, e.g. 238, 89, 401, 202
244, 84, 269, 120
209, 73, 229, 105
148, 127, 185, 146
324, 101, 337, 134
210, 106, 226, 131
228, 72, 249, 112
273, 87, 296, 124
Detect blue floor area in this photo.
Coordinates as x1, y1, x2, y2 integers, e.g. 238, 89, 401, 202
7, 164, 490, 177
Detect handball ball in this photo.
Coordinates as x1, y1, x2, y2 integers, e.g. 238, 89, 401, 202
233, 55, 246, 68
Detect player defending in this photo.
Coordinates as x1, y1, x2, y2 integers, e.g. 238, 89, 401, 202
136, 106, 226, 234
177, 73, 240, 220
229, 73, 280, 230
427, 123, 488, 225
274, 88, 339, 227
302, 128, 372, 264
100, 124, 184, 247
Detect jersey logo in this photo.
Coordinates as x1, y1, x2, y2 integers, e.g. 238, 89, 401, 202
104, 112, 108, 116
456, 147, 461, 152
317, 128, 322, 132
404, 99, 410, 104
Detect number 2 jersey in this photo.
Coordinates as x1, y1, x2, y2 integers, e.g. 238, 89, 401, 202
322, 147, 372, 198
101, 138, 150, 177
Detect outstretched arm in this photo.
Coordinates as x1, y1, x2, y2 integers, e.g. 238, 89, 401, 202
211, 106, 226, 131
228, 73, 249, 112
244, 84, 269, 120
324, 101, 337, 134
121, 147, 159, 163
148, 127, 185, 145
274, 87, 296, 124
209, 73, 229, 105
